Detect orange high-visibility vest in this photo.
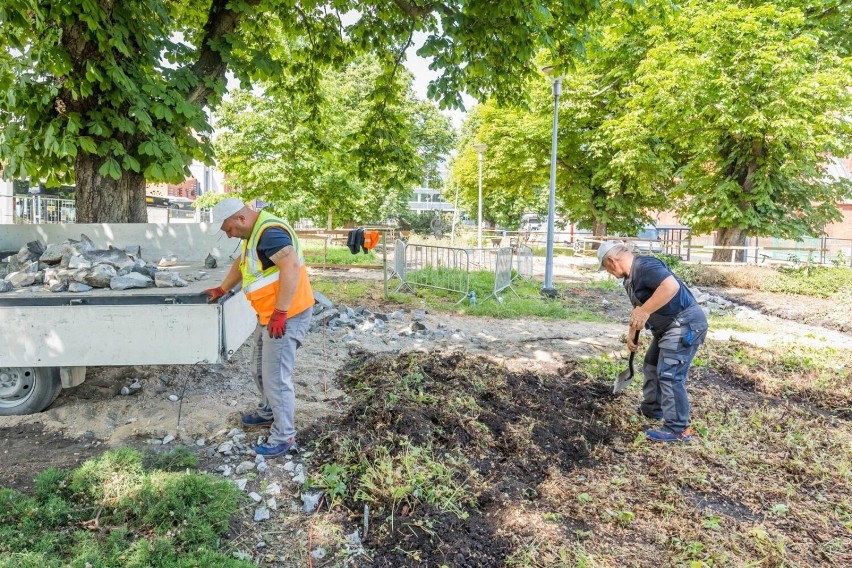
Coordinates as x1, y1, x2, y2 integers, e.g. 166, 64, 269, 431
240, 211, 314, 324
363, 230, 380, 251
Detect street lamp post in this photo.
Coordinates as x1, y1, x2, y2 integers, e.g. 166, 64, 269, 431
541, 68, 562, 298
473, 144, 488, 254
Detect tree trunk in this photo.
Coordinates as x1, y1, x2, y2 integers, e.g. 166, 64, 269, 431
712, 227, 747, 263
592, 220, 608, 238
326, 209, 332, 230
74, 154, 147, 223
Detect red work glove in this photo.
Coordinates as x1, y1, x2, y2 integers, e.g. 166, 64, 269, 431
203, 286, 227, 303
268, 309, 288, 338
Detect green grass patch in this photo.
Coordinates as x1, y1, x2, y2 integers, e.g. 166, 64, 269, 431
391, 269, 609, 321
0, 448, 250, 568
303, 243, 379, 266
311, 278, 375, 306
706, 312, 771, 333
765, 265, 852, 299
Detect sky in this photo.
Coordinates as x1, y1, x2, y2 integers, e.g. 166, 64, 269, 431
404, 31, 475, 131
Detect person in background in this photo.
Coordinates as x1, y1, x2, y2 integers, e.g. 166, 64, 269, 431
203, 199, 314, 457
597, 241, 708, 442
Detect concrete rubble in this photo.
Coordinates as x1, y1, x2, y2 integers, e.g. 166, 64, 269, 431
308, 296, 491, 349
0, 233, 191, 293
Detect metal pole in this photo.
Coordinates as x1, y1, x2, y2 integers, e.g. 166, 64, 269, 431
473, 144, 487, 264
382, 230, 388, 299
478, 153, 483, 252
542, 77, 561, 297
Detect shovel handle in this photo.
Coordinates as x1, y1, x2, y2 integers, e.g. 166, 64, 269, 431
629, 330, 640, 371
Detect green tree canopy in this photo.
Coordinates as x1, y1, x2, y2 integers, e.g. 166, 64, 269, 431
212, 58, 455, 227
450, 2, 671, 235
0, 0, 607, 223
632, 1, 852, 260
452, 0, 852, 255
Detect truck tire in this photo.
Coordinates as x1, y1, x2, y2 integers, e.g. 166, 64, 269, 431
0, 367, 63, 416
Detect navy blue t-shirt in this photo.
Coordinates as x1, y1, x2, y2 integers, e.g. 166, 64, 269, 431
256, 227, 293, 270
625, 256, 695, 317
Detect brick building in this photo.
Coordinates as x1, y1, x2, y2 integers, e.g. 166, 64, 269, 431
145, 178, 199, 200
652, 155, 852, 240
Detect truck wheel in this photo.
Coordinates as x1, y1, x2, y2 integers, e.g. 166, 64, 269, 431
0, 367, 62, 416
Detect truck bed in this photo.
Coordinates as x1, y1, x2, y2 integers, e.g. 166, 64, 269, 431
0, 263, 231, 307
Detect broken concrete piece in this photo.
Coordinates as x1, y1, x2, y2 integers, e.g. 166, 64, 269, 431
110, 272, 154, 290
83, 264, 117, 288
41, 243, 76, 265
154, 271, 188, 288
82, 249, 135, 271
68, 282, 93, 292
158, 256, 178, 267
205, 253, 217, 269
313, 290, 334, 308
6, 271, 35, 288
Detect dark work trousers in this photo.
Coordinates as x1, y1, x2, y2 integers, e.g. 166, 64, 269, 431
640, 304, 708, 433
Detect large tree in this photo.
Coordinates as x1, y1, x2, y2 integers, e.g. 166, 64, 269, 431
0, 0, 606, 223
633, 1, 852, 261
211, 58, 454, 227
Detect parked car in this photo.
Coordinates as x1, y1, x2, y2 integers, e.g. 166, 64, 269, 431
631, 226, 663, 254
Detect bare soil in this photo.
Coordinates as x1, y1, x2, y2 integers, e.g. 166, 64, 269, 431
305, 352, 619, 567
2, 270, 851, 566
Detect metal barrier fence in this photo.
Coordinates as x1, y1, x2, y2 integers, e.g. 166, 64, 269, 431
391, 239, 407, 282
393, 241, 518, 304
396, 242, 471, 302
515, 244, 534, 280
12, 195, 212, 224
485, 247, 517, 302
13, 196, 77, 223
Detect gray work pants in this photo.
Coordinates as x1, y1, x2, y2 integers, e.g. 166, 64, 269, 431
250, 309, 311, 444
640, 305, 707, 433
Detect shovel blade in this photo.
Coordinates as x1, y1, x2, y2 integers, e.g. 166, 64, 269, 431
612, 369, 634, 394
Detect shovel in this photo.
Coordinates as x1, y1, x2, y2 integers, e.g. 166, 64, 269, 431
613, 330, 641, 394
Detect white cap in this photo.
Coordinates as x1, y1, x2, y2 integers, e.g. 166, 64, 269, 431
211, 198, 245, 228
596, 240, 622, 271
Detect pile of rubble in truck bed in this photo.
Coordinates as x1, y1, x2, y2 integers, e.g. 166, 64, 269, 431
0, 234, 214, 294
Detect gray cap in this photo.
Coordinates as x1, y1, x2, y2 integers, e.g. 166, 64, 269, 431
211, 198, 245, 228
596, 240, 623, 271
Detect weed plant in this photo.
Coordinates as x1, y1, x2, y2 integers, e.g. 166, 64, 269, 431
0, 448, 249, 568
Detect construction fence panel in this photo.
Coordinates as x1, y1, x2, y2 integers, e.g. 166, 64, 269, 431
399, 242, 470, 301
515, 244, 534, 280
465, 247, 503, 273
490, 247, 516, 300
392, 238, 407, 281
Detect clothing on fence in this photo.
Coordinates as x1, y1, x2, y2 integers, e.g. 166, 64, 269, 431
346, 228, 380, 254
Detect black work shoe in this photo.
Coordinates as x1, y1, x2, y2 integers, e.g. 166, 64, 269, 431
241, 413, 273, 427
637, 406, 663, 420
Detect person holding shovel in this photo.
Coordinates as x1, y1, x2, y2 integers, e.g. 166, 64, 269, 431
597, 242, 707, 442
203, 198, 315, 457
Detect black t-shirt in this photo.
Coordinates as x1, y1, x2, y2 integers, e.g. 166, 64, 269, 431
256, 227, 293, 270
626, 256, 695, 317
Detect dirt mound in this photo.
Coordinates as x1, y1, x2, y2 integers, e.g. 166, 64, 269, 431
305, 351, 618, 567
